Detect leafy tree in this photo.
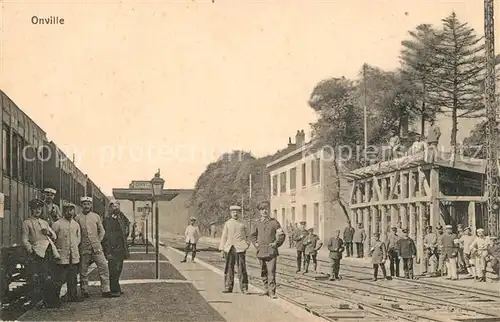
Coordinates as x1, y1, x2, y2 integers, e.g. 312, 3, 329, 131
430, 12, 484, 151
400, 24, 442, 134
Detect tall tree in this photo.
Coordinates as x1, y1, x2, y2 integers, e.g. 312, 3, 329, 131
430, 12, 484, 151
400, 24, 442, 134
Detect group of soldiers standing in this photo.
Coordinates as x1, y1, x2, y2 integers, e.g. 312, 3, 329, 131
22, 188, 131, 309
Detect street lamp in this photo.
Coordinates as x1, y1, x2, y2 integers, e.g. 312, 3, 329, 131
143, 203, 151, 254
151, 169, 165, 279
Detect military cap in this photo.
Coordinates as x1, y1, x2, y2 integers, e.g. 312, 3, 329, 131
29, 198, 44, 209
44, 188, 57, 194
402, 228, 409, 233
426, 225, 433, 229
477, 228, 484, 233
81, 196, 93, 203
373, 232, 380, 237
436, 226, 443, 230
299, 221, 306, 225
62, 203, 76, 209
257, 201, 270, 209
463, 227, 471, 231
109, 199, 119, 205
445, 225, 453, 229
190, 217, 197, 221
229, 205, 241, 211
308, 227, 314, 231
391, 226, 397, 230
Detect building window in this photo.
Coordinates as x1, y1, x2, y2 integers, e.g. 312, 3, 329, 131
313, 203, 320, 231
291, 206, 296, 224
290, 167, 296, 190
302, 204, 307, 222
301, 163, 306, 187
280, 172, 286, 193
281, 208, 286, 226
2, 127, 10, 174
272, 175, 278, 195
311, 158, 320, 184
273, 209, 277, 218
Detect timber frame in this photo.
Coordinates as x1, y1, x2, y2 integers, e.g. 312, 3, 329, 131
345, 150, 487, 270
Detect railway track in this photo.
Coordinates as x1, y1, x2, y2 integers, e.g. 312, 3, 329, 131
164, 235, 500, 322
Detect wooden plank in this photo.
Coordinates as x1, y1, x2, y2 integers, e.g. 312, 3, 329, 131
429, 166, 440, 228
372, 176, 382, 201
437, 196, 486, 202
350, 196, 431, 208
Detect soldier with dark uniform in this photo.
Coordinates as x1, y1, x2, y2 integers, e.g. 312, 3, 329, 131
293, 221, 307, 273
396, 228, 416, 279
102, 200, 130, 297
303, 227, 323, 273
327, 229, 344, 281
343, 221, 355, 257
251, 201, 286, 299
42, 188, 62, 226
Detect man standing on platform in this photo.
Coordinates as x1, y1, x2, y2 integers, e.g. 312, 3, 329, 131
343, 221, 355, 257
182, 217, 201, 263
426, 118, 441, 162
327, 230, 344, 281
386, 227, 400, 277
75, 196, 112, 298
293, 221, 308, 273
471, 228, 490, 282
353, 223, 366, 258
436, 226, 445, 276
251, 201, 285, 299
42, 188, 62, 226
423, 226, 438, 276
219, 205, 250, 294
52, 203, 83, 302
102, 200, 130, 297
459, 227, 476, 277
396, 229, 416, 279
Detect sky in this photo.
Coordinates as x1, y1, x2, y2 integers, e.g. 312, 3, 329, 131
1, 0, 498, 195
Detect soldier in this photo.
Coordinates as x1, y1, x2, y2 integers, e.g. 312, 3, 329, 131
182, 217, 200, 263
52, 203, 83, 302
386, 226, 400, 277
286, 223, 294, 248
42, 188, 62, 226
343, 221, 355, 257
436, 226, 445, 276
326, 229, 344, 281
75, 196, 112, 298
250, 201, 286, 299
102, 200, 130, 297
470, 228, 490, 282
293, 221, 308, 273
459, 227, 476, 277
22, 198, 61, 308
426, 119, 441, 162
396, 229, 416, 279
442, 225, 459, 280
303, 227, 323, 273
370, 232, 388, 281
456, 224, 467, 273
423, 226, 438, 276
219, 205, 250, 294
353, 222, 366, 258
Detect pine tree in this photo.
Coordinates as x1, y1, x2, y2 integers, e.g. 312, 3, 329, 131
400, 24, 442, 134
430, 12, 484, 151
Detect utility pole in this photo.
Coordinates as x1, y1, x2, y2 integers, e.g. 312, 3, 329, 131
363, 64, 368, 166
484, 0, 499, 236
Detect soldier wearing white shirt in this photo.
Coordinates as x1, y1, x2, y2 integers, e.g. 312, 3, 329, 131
219, 205, 250, 293
182, 217, 200, 262
470, 228, 491, 282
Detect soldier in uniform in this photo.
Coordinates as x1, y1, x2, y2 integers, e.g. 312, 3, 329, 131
386, 226, 400, 277
303, 227, 323, 273
396, 229, 416, 279
343, 221, 355, 257
293, 221, 308, 273
251, 201, 286, 299
423, 226, 438, 275
327, 229, 344, 281
42, 188, 62, 226
459, 227, 476, 277
286, 223, 294, 248
219, 205, 250, 294
442, 225, 459, 280
75, 196, 112, 298
370, 232, 388, 281
470, 228, 490, 282
353, 222, 366, 258
436, 225, 445, 276
52, 203, 83, 302
182, 217, 201, 262
102, 200, 130, 297
22, 198, 61, 308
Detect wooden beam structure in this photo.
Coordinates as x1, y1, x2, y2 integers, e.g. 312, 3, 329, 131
347, 153, 487, 273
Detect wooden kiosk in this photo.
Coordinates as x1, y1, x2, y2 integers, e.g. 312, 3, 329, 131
345, 150, 487, 271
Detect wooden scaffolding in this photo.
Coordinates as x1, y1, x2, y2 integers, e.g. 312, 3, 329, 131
345, 150, 487, 270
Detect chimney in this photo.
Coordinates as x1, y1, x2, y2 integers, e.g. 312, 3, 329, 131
295, 130, 303, 147
300, 130, 306, 143
288, 137, 294, 148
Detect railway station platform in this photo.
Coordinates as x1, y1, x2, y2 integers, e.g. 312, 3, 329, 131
18, 242, 315, 322
187, 234, 500, 294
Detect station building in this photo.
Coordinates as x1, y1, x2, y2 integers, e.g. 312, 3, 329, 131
267, 130, 350, 244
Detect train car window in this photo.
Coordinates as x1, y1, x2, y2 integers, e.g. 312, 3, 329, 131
3, 126, 11, 176
11, 132, 19, 179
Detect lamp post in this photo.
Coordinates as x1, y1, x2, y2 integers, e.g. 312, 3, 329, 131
151, 170, 165, 279
143, 203, 151, 254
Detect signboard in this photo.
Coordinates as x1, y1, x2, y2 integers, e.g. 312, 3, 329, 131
0, 193, 4, 218
129, 181, 152, 190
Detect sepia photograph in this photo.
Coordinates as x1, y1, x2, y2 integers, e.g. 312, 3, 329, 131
1, 0, 500, 321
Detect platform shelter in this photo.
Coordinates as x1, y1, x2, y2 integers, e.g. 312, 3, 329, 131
345, 150, 489, 270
